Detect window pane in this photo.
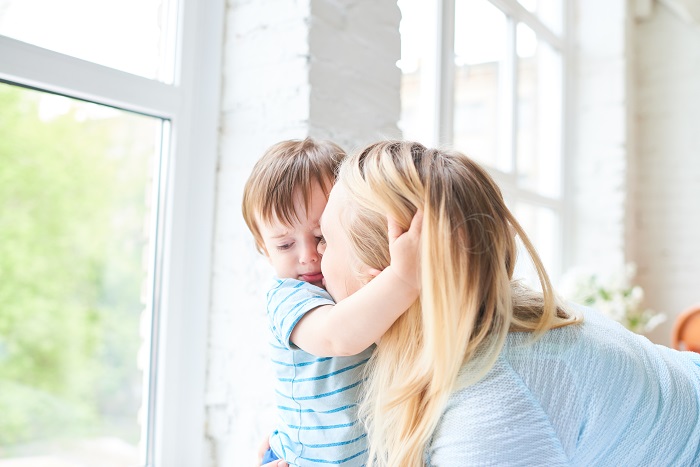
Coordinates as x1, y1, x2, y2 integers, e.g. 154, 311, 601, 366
398, 0, 436, 144
513, 202, 560, 285
0, 0, 176, 82
517, 0, 563, 35
453, 0, 511, 172
0, 83, 162, 465
516, 23, 562, 197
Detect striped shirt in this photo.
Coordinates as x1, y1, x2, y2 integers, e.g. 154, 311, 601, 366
267, 278, 372, 466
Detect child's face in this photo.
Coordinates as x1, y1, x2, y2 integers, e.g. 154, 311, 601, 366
317, 184, 366, 302
258, 182, 327, 288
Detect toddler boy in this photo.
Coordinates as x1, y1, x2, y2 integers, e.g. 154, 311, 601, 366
242, 138, 419, 466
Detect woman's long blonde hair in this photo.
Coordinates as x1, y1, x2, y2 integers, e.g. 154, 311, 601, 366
338, 141, 580, 467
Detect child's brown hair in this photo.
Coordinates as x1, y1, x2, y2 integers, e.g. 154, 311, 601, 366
242, 137, 346, 253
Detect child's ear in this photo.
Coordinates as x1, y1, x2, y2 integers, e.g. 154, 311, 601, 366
362, 268, 382, 286
367, 268, 382, 278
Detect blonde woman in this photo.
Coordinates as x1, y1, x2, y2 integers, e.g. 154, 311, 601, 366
310, 140, 700, 466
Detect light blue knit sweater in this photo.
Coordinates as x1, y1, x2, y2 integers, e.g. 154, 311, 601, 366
426, 306, 700, 466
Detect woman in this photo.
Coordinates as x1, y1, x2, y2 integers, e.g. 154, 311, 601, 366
262, 140, 700, 466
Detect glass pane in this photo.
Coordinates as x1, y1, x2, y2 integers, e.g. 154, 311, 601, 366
453, 0, 511, 172
398, 0, 436, 145
517, 0, 563, 35
0, 0, 176, 82
516, 23, 562, 197
0, 83, 162, 465
513, 202, 560, 286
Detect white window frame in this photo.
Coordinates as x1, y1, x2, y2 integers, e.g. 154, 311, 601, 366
408, 0, 572, 280
0, 0, 224, 465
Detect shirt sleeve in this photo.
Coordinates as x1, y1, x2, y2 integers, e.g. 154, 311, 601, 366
266, 278, 335, 350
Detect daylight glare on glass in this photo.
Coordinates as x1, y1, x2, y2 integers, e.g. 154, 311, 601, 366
0, 0, 175, 82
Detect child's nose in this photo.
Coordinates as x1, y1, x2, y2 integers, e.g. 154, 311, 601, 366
299, 241, 319, 264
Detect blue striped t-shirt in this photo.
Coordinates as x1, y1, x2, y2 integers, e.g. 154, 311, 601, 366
266, 278, 372, 466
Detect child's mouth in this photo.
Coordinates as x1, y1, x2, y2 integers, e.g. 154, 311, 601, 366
301, 272, 323, 283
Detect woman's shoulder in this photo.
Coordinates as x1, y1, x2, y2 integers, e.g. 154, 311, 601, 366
505, 304, 645, 356
428, 356, 571, 465
500, 305, 672, 386
429, 306, 700, 465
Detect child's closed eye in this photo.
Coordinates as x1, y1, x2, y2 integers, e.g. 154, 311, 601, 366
317, 235, 326, 245
277, 242, 294, 251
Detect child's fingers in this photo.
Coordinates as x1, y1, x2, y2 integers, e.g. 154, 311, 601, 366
257, 435, 271, 463
408, 209, 423, 235
387, 216, 404, 243
388, 210, 423, 243
258, 459, 288, 467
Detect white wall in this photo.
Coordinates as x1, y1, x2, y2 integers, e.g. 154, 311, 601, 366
203, 1, 400, 465
570, 0, 700, 346
569, 0, 628, 272
631, 3, 700, 345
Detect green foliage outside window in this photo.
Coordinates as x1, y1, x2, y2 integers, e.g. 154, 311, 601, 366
0, 83, 150, 453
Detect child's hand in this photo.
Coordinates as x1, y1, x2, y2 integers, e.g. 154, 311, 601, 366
260, 461, 288, 467
257, 435, 288, 467
257, 435, 270, 464
386, 210, 423, 290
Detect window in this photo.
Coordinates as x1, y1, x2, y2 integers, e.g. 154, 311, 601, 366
0, 0, 176, 82
0, 84, 161, 465
0, 0, 223, 465
398, 0, 569, 283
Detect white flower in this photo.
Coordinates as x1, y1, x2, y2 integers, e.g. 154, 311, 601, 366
560, 262, 666, 335
644, 313, 667, 333
630, 285, 644, 303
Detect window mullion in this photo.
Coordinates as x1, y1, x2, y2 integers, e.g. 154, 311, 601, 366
561, 0, 575, 273
0, 35, 180, 118
511, 188, 562, 212
437, 0, 456, 146
505, 14, 517, 176
487, 0, 564, 49
151, 0, 224, 464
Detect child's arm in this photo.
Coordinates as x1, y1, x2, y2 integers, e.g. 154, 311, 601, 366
290, 211, 422, 357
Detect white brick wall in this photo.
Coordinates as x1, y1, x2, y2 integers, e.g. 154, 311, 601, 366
308, 0, 402, 149
205, 1, 400, 465
631, 3, 700, 345
568, 0, 628, 272
570, 0, 700, 345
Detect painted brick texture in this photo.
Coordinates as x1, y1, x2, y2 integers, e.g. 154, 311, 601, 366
570, 0, 628, 272
632, 4, 700, 345
204, 1, 400, 465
